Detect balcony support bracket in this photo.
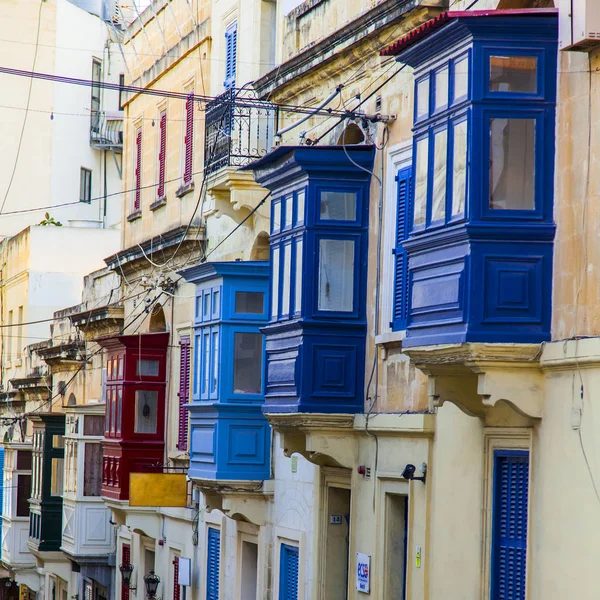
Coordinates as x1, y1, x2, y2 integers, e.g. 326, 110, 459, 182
266, 413, 357, 469
406, 343, 543, 420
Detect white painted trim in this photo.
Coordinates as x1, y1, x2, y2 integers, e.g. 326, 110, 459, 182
381, 140, 413, 335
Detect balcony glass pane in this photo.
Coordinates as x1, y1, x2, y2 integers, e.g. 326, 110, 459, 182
135, 390, 158, 434
273, 201, 281, 232
320, 191, 357, 221
212, 331, 219, 393
282, 244, 291, 316
233, 332, 262, 394
116, 388, 122, 433
110, 390, 116, 434
212, 290, 220, 317
17, 474, 31, 517
295, 239, 303, 314
296, 190, 305, 223
52, 435, 64, 449
284, 195, 293, 228
490, 55, 537, 93
271, 247, 280, 319
84, 443, 102, 497
318, 239, 355, 312
452, 120, 468, 218
137, 359, 159, 377
51, 457, 64, 496
489, 118, 535, 210
431, 129, 447, 222
454, 56, 469, 100
203, 333, 210, 394
235, 291, 264, 314
416, 77, 429, 120
434, 66, 449, 111
413, 137, 429, 228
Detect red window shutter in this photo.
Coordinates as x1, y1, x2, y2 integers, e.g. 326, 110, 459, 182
158, 111, 167, 198
184, 94, 194, 184
134, 128, 142, 211
173, 556, 181, 600
177, 337, 191, 450
122, 544, 131, 600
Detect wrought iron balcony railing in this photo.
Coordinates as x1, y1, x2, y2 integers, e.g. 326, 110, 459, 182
90, 110, 124, 150
204, 88, 277, 175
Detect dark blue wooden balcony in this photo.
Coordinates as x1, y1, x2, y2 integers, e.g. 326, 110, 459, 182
382, 9, 558, 347
243, 146, 375, 414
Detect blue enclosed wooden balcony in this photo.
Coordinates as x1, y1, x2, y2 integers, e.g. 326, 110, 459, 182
179, 261, 271, 481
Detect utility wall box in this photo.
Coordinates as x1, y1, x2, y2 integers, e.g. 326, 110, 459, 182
559, 0, 600, 51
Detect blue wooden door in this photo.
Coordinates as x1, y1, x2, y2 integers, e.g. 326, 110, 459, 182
491, 449, 529, 600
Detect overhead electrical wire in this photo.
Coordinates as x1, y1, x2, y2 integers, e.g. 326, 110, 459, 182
0, 66, 379, 120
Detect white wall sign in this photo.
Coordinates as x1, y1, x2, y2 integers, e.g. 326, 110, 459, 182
356, 552, 370, 593
178, 557, 192, 586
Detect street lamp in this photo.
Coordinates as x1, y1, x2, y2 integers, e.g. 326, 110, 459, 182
144, 570, 161, 599
119, 563, 136, 591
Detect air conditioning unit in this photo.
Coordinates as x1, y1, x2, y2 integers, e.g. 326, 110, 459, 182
560, 0, 600, 52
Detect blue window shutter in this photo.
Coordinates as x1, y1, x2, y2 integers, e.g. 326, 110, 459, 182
279, 544, 299, 600
207, 528, 221, 600
224, 23, 238, 89
392, 166, 413, 331
491, 450, 529, 600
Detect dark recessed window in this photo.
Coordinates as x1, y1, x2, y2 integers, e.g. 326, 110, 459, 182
80, 168, 92, 203
16, 450, 32, 470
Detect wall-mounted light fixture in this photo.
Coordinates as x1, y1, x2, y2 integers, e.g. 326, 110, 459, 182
144, 570, 161, 599
119, 563, 136, 592
402, 462, 427, 484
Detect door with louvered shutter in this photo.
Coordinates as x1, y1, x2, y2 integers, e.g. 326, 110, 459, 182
122, 544, 131, 600
173, 556, 181, 600
391, 166, 413, 331
134, 128, 142, 211
184, 94, 194, 184
279, 544, 299, 600
224, 23, 237, 89
491, 450, 529, 600
207, 527, 220, 600
157, 111, 167, 198
177, 337, 191, 450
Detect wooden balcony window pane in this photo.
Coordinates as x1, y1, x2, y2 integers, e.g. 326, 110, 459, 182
135, 390, 158, 434
490, 55, 537, 93
84, 443, 102, 497
233, 333, 262, 394
489, 118, 535, 210
319, 191, 357, 221
413, 137, 429, 227
235, 292, 264, 314
51, 457, 64, 496
16, 474, 31, 517
318, 239, 355, 312
137, 359, 159, 377
83, 415, 104, 436
431, 129, 447, 222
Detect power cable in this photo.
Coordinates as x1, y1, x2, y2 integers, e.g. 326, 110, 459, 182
0, 0, 44, 215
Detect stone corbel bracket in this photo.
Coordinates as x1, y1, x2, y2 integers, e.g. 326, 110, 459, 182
265, 413, 357, 469
206, 167, 269, 217
197, 480, 274, 526
406, 343, 543, 419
